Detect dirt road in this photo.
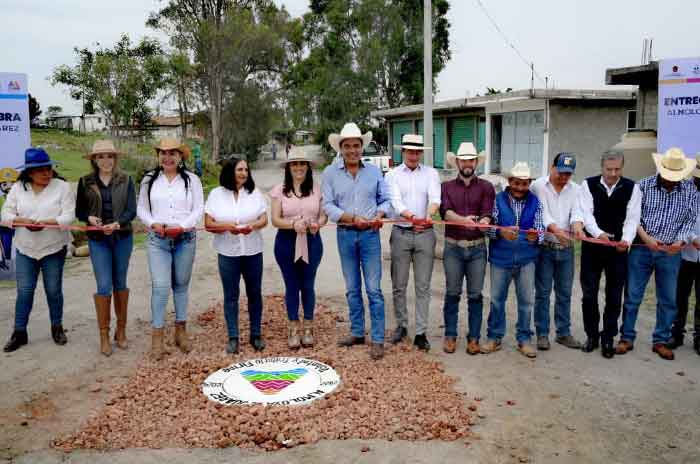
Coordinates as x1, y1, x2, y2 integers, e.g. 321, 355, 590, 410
1, 159, 698, 463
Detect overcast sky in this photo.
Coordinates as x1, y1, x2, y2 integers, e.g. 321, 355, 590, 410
3, 0, 699, 115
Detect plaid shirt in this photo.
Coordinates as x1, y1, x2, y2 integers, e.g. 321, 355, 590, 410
638, 175, 699, 244
488, 190, 545, 243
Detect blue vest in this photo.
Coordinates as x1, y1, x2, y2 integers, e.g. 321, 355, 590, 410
489, 191, 540, 268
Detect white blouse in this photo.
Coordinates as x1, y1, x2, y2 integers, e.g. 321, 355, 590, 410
1, 179, 75, 260
137, 171, 204, 229
205, 186, 267, 257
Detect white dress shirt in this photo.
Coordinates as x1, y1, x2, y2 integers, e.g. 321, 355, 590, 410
1, 179, 75, 259
530, 176, 582, 243
578, 177, 641, 244
682, 208, 700, 262
385, 163, 441, 221
137, 171, 204, 229
205, 186, 267, 257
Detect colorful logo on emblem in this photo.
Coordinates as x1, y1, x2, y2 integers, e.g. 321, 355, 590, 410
241, 368, 308, 395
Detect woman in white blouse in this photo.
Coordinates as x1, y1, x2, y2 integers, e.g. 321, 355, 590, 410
137, 138, 204, 360
205, 158, 268, 354
1, 148, 75, 352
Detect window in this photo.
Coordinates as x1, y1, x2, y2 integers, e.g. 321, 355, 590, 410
626, 110, 637, 131
491, 110, 544, 175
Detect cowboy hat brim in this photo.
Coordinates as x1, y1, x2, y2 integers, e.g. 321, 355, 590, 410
278, 158, 318, 169
16, 160, 59, 170
393, 144, 426, 151
155, 144, 191, 160
652, 152, 695, 182
84, 149, 125, 160
328, 131, 372, 154
446, 151, 485, 168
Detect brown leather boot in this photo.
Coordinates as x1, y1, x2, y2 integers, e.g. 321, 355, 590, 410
94, 294, 112, 356
301, 320, 314, 348
288, 320, 301, 350
151, 328, 168, 360
113, 289, 129, 349
174, 321, 191, 353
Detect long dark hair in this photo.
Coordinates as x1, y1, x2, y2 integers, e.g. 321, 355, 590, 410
220, 158, 255, 193
143, 159, 191, 211
18, 167, 65, 190
282, 161, 314, 197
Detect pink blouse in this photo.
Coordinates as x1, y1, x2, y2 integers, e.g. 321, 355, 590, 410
270, 183, 322, 263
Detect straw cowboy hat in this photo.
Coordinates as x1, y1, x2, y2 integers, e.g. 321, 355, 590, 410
506, 162, 534, 181
0, 167, 19, 183
691, 154, 700, 178
652, 147, 695, 182
328, 123, 372, 153
280, 146, 318, 168
154, 138, 192, 160
446, 142, 485, 168
84, 139, 124, 160
394, 134, 425, 151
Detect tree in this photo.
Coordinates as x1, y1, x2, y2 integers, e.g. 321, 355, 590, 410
28, 94, 42, 122
51, 34, 167, 136
284, 0, 451, 148
162, 50, 198, 139
46, 106, 63, 118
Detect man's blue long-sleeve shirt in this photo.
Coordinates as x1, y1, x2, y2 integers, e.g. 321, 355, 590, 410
321, 160, 392, 223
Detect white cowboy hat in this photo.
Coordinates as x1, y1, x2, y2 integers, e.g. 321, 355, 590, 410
652, 147, 695, 182
394, 134, 425, 151
506, 162, 534, 181
279, 146, 317, 168
691, 154, 700, 179
447, 142, 485, 168
328, 123, 372, 153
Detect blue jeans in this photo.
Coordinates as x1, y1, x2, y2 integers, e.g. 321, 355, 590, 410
217, 253, 263, 338
337, 228, 385, 343
442, 242, 487, 340
534, 246, 574, 338
621, 247, 681, 344
274, 230, 323, 321
88, 234, 133, 296
14, 247, 67, 330
146, 231, 196, 329
487, 262, 535, 343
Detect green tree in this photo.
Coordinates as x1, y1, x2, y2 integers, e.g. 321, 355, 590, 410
29, 94, 42, 122
162, 50, 198, 139
51, 34, 167, 136
46, 105, 63, 118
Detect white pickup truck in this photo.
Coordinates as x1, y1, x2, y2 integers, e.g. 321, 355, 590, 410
361, 141, 392, 175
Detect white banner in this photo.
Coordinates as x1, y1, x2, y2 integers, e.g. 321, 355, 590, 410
658, 58, 700, 155
0, 72, 30, 280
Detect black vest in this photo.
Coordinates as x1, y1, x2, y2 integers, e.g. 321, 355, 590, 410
586, 176, 635, 241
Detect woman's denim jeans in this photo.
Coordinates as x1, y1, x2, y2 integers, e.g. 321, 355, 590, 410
88, 234, 133, 296
217, 252, 263, 338
14, 247, 67, 330
274, 230, 323, 321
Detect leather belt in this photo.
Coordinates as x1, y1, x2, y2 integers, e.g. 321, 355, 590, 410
542, 240, 572, 250
445, 237, 486, 248
394, 225, 434, 232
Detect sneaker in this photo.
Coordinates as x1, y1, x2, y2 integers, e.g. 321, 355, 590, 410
413, 334, 430, 351
555, 335, 582, 349
443, 337, 457, 353
517, 342, 537, 358
391, 326, 407, 344
537, 336, 550, 351
466, 338, 481, 355
481, 339, 502, 354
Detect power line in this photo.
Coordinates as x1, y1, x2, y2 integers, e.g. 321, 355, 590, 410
473, 0, 548, 86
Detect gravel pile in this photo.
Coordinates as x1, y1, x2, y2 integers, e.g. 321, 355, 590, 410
53, 296, 475, 451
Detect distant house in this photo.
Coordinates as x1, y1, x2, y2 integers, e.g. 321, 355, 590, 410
47, 114, 108, 133
372, 88, 636, 181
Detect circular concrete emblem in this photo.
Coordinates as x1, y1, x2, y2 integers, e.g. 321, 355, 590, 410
202, 357, 341, 406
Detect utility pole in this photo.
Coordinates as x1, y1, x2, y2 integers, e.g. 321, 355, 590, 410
423, 0, 433, 167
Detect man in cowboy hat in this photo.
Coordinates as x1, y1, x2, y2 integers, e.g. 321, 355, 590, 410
440, 142, 495, 354
618, 148, 699, 360
384, 134, 441, 351
530, 153, 583, 351
573, 150, 641, 358
483, 162, 544, 358
321, 122, 392, 360
668, 154, 700, 356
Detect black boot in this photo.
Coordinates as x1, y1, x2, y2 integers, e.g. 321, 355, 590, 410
3, 330, 28, 352
667, 332, 684, 349
601, 339, 615, 359
582, 337, 599, 353
694, 338, 700, 356
390, 326, 407, 344
226, 337, 239, 354
51, 324, 67, 345
413, 334, 430, 351
249, 335, 265, 352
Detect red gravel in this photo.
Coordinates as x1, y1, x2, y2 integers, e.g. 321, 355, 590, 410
53, 296, 474, 451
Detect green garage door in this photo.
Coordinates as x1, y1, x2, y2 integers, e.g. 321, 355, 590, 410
449, 117, 476, 153
478, 118, 486, 152
416, 118, 446, 169
392, 121, 413, 164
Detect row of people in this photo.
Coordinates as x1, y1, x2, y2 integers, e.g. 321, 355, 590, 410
3, 127, 699, 363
